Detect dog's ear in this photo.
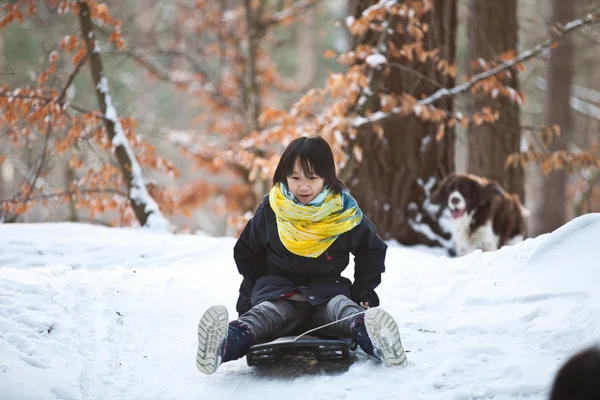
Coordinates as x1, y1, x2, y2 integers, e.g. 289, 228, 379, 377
431, 174, 455, 204
479, 181, 503, 205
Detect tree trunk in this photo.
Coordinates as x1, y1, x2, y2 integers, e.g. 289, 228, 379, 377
346, 0, 457, 247
77, 1, 168, 229
134, 0, 158, 121
296, 7, 316, 87
243, 0, 263, 133
66, 161, 78, 222
533, 0, 575, 235
467, 0, 524, 201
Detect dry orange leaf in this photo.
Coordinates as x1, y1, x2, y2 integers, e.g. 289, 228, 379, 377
323, 49, 338, 59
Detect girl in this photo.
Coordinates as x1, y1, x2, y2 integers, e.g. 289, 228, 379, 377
196, 136, 407, 375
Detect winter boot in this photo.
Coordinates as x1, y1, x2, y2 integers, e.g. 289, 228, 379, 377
350, 308, 408, 368
196, 306, 254, 375
221, 321, 254, 362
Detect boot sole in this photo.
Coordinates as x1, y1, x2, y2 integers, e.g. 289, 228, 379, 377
196, 305, 228, 375
365, 308, 408, 368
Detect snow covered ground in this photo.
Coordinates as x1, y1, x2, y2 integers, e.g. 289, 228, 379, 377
1, 214, 599, 400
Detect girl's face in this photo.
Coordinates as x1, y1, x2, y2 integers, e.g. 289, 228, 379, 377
287, 159, 325, 205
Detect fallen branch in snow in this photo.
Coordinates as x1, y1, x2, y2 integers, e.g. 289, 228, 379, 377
77, 1, 169, 230
352, 10, 600, 128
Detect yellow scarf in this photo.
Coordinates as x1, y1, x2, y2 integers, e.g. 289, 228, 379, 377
268, 183, 363, 258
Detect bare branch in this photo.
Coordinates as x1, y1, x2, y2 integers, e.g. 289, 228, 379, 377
353, 10, 600, 128
2, 153, 54, 198
20, 121, 53, 207
263, 0, 319, 27
575, 27, 600, 46
57, 54, 89, 104
118, 48, 240, 112
388, 62, 445, 90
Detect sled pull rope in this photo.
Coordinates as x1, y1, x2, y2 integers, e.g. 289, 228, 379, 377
293, 310, 367, 342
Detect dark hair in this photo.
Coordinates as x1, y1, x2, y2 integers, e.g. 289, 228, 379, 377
549, 346, 600, 400
272, 136, 346, 194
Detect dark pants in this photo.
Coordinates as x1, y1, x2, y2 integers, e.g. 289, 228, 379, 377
238, 294, 365, 344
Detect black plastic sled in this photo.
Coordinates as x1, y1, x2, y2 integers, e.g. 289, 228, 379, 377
246, 335, 354, 367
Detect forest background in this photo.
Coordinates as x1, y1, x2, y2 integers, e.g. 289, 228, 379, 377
1, 0, 599, 251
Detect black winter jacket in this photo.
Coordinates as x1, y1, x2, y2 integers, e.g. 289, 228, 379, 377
233, 195, 387, 316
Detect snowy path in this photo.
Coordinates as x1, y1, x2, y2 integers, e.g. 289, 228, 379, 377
1, 215, 599, 400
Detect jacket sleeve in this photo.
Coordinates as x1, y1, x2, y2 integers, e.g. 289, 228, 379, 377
349, 215, 387, 307
233, 200, 268, 316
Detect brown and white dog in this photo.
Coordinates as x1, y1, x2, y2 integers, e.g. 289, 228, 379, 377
432, 173, 529, 257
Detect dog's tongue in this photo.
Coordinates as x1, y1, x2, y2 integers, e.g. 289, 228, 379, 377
451, 209, 465, 219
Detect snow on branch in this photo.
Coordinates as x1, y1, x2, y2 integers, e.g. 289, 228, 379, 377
77, 1, 169, 231
352, 10, 600, 128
